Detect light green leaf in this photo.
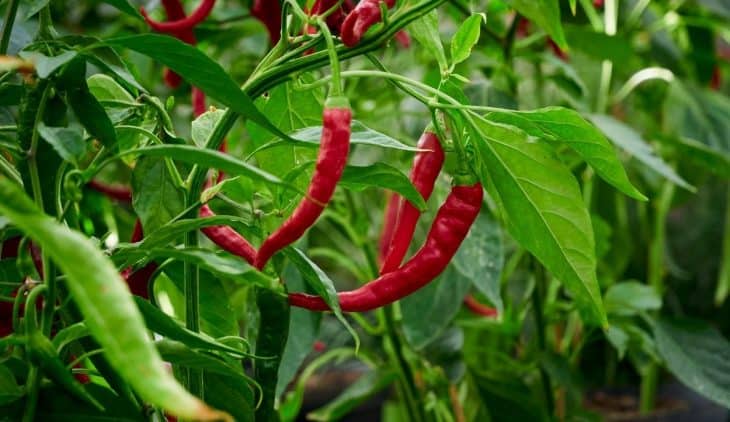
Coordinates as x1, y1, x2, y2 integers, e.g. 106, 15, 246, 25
486, 107, 646, 200
469, 115, 606, 326
508, 0, 567, 49
287, 121, 422, 151
589, 114, 694, 192
409, 10, 448, 74
450, 14, 484, 67
604, 281, 661, 316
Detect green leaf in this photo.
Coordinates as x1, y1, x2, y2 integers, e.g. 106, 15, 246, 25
588, 114, 694, 192
128, 145, 285, 188
485, 107, 646, 200
604, 281, 661, 316
285, 248, 359, 349
564, 25, 633, 65
104, 34, 290, 141
0, 364, 23, 406
101, 0, 142, 19
192, 109, 226, 147
68, 85, 117, 149
33, 384, 146, 421
0, 177, 225, 420
307, 369, 397, 421
654, 317, 730, 408
87, 73, 135, 103
287, 121, 422, 151
131, 247, 259, 284
340, 163, 427, 211
204, 372, 256, 422
469, 115, 606, 326
508, 0, 567, 49
452, 210, 504, 313
37, 123, 86, 166
133, 297, 250, 358
673, 137, 730, 178
402, 266, 473, 349
409, 10, 448, 74
450, 14, 484, 67
276, 263, 321, 397
18, 51, 77, 79
51, 322, 90, 354
131, 156, 185, 235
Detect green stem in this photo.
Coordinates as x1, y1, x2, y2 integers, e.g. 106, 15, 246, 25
0, 0, 20, 54
531, 261, 555, 416
317, 17, 343, 97
640, 180, 675, 414
183, 221, 203, 397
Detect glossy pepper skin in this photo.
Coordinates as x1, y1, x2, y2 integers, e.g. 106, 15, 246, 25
340, 0, 396, 47
121, 220, 159, 298
199, 204, 257, 265
380, 131, 445, 274
251, 0, 283, 44
254, 102, 352, 270
378, 192, 400, 262
141, 0, 216, 33
289, 183, 483, 311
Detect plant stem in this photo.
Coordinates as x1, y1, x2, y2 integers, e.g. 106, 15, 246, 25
184, 195, 203, 397
0, 0, 20, 54
640, 180, 675, 414
531, 261, 555, 416
714, 185, 730, 306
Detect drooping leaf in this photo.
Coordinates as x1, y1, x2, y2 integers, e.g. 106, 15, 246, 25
485, 107, 646, 200
287, 121, 423, 151
340, 163, 427, 211
604, 281, 661, 316
469, 115, 606, 326
131, 156, 185, 235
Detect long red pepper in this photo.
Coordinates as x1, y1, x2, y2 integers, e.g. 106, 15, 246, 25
254, 98, 352, 270
199, 204, 257, 265
120, 220, 158, 298
251, 0, 283, 44
378, 192, 400, 262
87, 180, 133, 202
379, 131, 444, 274
141, 0, 216, 33
289, 183, 483, 311
340, 0, 396, 47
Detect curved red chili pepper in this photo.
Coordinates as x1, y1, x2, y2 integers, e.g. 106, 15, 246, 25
192, 87, 207, 117
153, 0, 197, 87
289, 183, 483, 312
378, 192, 400, 262
710, 65, 722, 91
380, 131, 444, 274
254, 100, 352, 270
141, 0, 216, 34
463, 294, 497, 317
251, 0, 282, 44
121, 220, 158, 298
199, 204, 257, 266
87, 180, 133, 203
340, 0, 396, 47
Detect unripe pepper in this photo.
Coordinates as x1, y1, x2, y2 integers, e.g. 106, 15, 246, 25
380, 131, 444, 274
254, 97, 352, 270
289, 183, 483, 311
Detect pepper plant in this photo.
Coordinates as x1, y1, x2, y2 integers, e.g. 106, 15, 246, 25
0, 0, 728, 421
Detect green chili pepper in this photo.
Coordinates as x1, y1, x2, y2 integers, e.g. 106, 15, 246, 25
255, 286, 290, 422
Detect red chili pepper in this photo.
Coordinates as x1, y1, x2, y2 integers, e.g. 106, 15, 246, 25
379, 131, 444, 274
394, 30, 411, 48
306, 0, 353, 35
199, 204, 257, 266
251, 0, 283, 44
254, 99, 352, 270
340, 0, 396, 47
141, 0, 216, 34
87, 180, 133, 203
710, 65, 722, 91
378, 192, 400, 263
463, 294, 497, 317
289, 183, 483, 311
548, 38, 568, 61
192, 86, 207, 117
121, 220, 158, 299
151, 0, 197, 88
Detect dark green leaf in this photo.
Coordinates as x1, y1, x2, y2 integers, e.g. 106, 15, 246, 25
0, 364, 23, 406
131, 156, 185, 235
18, 51, 77, 79
37, 123, 86, 166
604, 281, 661, 316
307, 368, 397, 421
68, 87, 117, 149
508, 0, 567, 49
654, 317, 730, 408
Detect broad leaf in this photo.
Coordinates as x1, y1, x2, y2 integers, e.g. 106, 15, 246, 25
131, 156, 185, 235
37, 123, 86, 166
469, 115, 606, 326
654, 317, 730, 408
588, 114, 694, 191
288, 121, 423, 151
485, 107, 646, 200
604, 281, 661, 316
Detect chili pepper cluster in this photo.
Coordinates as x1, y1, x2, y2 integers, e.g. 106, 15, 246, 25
82, 0, 494, 316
